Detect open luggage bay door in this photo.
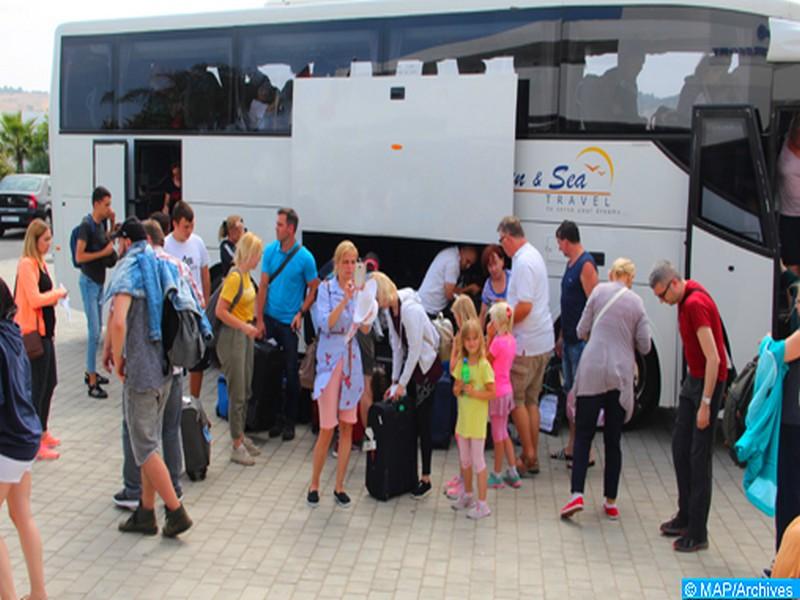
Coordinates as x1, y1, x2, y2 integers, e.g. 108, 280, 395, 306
291, 69, 517, 243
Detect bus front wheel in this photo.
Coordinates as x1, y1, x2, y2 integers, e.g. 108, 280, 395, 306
626, 345, 661, 430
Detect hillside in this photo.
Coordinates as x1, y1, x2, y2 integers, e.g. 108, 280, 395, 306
0, 89, 49, 117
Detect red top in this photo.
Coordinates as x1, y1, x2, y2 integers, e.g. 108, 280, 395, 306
678, 280, 727, 382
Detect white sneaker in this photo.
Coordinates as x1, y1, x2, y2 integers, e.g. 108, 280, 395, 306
466, 501, 492, 520
451, 493, 475, 511
242, 436, 262, 457
231, 444, 255, 466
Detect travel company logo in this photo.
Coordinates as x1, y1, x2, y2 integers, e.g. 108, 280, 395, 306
514, 146, 620, 216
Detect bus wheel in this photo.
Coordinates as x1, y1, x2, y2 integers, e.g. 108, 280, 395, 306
626, 345, 661, 429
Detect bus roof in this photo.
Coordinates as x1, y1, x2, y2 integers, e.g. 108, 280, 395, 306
55, 0, 800, 37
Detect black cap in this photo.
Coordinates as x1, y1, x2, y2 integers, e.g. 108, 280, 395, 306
112, 217, 147, 243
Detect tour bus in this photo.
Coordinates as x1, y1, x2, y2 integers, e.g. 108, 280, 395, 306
50, 0, 800, 426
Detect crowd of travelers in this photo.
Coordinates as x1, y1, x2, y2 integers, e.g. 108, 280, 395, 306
1, 185, 799, 597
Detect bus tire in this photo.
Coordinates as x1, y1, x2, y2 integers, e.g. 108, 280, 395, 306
625, 344, 661, 430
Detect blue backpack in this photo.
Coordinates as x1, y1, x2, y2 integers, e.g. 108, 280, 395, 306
69, 215, 95, 268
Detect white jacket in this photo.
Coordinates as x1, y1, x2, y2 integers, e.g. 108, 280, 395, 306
386, 288, 440, 387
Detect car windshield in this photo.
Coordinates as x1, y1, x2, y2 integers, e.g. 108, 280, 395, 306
0, 175, 43, 192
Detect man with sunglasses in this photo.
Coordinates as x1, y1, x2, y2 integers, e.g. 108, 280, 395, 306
649, 260, 727, 552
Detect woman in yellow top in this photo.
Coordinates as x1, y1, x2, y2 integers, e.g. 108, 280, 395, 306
215, 232, 263, 466
451, 319, 495, 520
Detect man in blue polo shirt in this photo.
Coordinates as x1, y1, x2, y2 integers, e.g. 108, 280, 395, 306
256, 208, 319, 441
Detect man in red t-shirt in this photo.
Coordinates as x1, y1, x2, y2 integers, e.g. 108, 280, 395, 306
650, 260, 727, 553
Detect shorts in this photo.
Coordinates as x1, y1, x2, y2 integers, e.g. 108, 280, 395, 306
562, 341, 586, 392
510, 352, 550, 408
780, 214, 800, 266
318, 360, 358, 430
189, 347, 211, 373
123, 380, 171, 467
0, 454, 33, 484
356, 330, 375, 376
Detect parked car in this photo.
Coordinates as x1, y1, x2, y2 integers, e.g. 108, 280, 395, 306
0, 174, 51, 237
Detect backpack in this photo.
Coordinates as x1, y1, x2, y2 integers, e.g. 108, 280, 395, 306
69, 215, 94, 269
162, 289, 208, 371
205, 269, 245, 350
431, 312, 453, 363
723, 355, 758, 467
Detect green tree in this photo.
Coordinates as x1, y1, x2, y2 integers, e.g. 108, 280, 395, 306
28, 116, 49, 174
0, 151, 12, 179
0, 111, 36, 173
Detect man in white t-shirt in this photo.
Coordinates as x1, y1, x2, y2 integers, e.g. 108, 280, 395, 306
417, 245, 479, 316
498, 216, 554, 476
164, 201, 211, 406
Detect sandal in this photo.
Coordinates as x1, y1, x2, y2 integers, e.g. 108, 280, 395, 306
550, 448, 573, 461
516, 457, 540, 477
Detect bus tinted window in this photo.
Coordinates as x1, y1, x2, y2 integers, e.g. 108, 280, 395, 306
117, 32, 234, 132
61, 39, 114, 131
698, 118, 764, 243
561, 7, 771, 134
238, 22, 381, 134
385, 10, 560, 135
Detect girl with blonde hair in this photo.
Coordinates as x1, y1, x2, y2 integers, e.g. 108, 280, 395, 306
14, 218, 67, 460
216, 231, 264, 466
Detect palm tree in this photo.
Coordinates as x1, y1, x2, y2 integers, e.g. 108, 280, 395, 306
0, 112, 36, 173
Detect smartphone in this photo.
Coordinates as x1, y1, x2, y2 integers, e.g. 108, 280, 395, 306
354, 261, 367, 289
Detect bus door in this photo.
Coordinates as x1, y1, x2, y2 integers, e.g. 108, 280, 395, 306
93, 141, 127, 217
687, 106, 779, 373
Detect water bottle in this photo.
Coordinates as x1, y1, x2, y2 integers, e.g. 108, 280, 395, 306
461, 357, 470, 395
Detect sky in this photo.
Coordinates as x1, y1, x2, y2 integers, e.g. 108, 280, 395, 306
0, 0, 264, 92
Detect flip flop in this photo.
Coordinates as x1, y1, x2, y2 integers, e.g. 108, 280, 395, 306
550, 448, 573, 461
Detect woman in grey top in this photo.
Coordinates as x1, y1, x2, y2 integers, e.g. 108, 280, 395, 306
560, 258, 651, 520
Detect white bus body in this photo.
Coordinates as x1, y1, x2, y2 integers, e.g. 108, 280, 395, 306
51, 0, 800, 424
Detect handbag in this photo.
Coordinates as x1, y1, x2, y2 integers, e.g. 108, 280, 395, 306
23, 313, 44, 360
299, 338, 317, 390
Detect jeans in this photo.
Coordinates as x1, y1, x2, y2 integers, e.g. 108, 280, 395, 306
122, 373, 183, 496
672, 377, 723, 542
776, 423, 800, 552
265, 315, 299, 427
78, 273, 103, 375
571, 389, 625, 498
562, 341, 586, 393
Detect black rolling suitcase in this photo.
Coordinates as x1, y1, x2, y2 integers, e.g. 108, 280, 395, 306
181, 397, 211, 481
431, 371, 457, 449
365, 397, 418, 501
246, 339, 283, 432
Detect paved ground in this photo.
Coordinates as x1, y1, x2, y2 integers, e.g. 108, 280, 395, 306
0, 253, 777, 600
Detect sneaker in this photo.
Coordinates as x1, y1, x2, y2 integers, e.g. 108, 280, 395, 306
659, 515, 688, 537
603, 503, 620, 520
84, 372, 109, 385
466, 501, 492, 520
673, 536, 708, 552
119, 506, 158, 535
113, 489, 140, 511
230, 444, 255, 466
36, 443, 59, 461
445, 482, 464, 500
488, 473, 505, 489
242, 436, 262, 457
503, 469, 522, 489
87, 384, 108, 399
412, 480, 432, 500
282, 425, 295, 441
333, 490, 351, 508
268, 424, 283, 439
451, 493, 475, 511
163, 504, 193, 538
560, 495, 584, 519
41, 431, 61, 448
307, 489, 320, 508
446, 474, 462, 488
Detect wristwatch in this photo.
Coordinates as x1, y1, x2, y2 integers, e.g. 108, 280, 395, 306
701, 396, 711, 406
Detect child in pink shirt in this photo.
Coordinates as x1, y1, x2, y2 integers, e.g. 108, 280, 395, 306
487, 302, 521, 488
